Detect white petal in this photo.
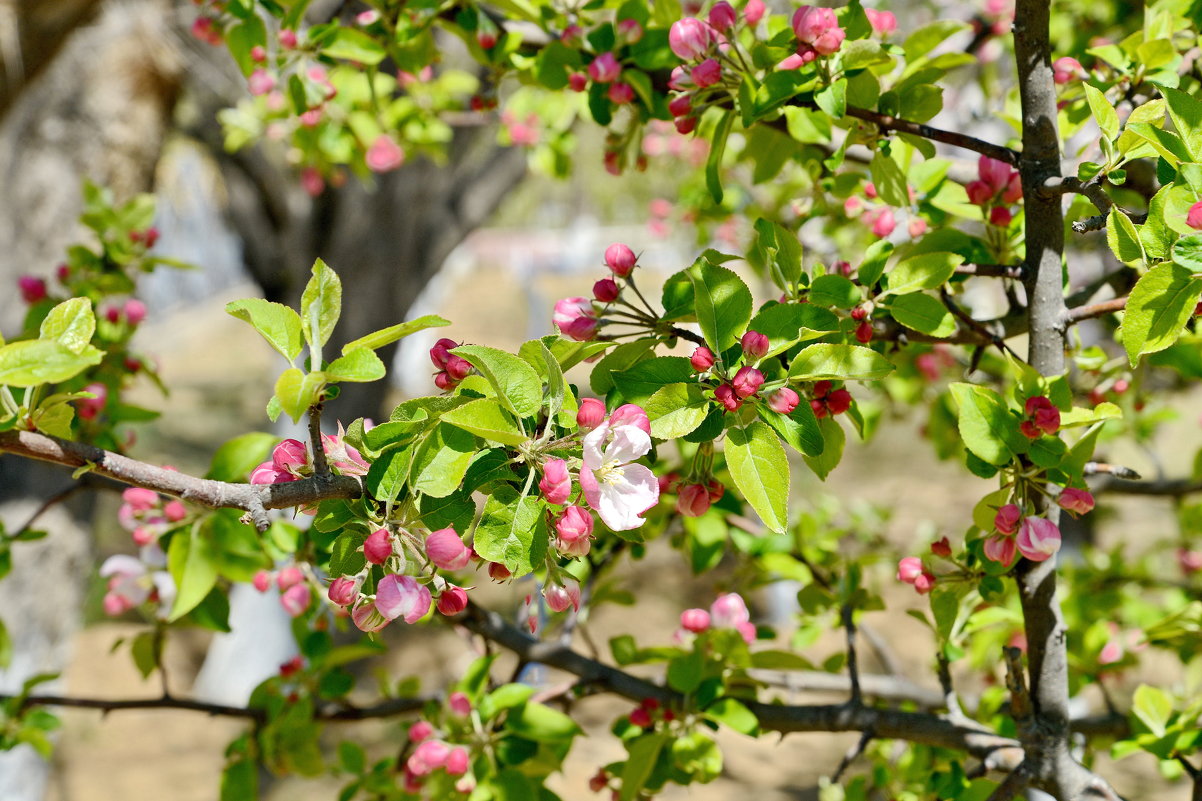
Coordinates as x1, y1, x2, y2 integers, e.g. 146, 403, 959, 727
604, 425, 651, 465
582, 422, 610, 470
100, 554, 146, 579
596, 465, 659, 531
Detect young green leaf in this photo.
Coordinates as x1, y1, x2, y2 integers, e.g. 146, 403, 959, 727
790, 344, 894, 380
473, 487, 547, 576
726, 421, 789, 533
39, 297, 95, 354
225, 298, 304, 362
645, 383, 709, 439
341, 314, 450, 354
441, 398, 528, 446
0, 340, 103, 387
453, 344, 543, 418
688, 259, 754, 352
948, 383, 1023, 466
326, 348, 386, 383
1121, 262, 1202, 366
300, 258, 342, 350
889, 292, 956, 336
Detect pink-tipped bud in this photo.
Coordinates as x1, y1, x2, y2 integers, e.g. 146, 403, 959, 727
487, 561, 511, 582
715, 384, 742, 411
617, 18, 644, 44
429, 337, 457, 368
1052, 56, 1085, 84
690, 58, 721, 88
448, 691, 472, 717
426, 528, 472, 571
588, 52, 621, 83
691, 346, 715, 371
366, 135, 405, 173
826, 388, 852, 415
577, 397, 607, 430
897, 556, 924, 584
731, 366, 765, 399
437, 586, 469, 616
328, 576, 361, 606
709, 1, 737, 31
276, 566, 303, 591
556, 505, 594, 542
767, 387, 800, 414
865, 8, 897, 35
1188, 200, 1202, 230
680, 608, 711, 633
629, 707, 653, 728
994, 504, 1021, 535
871, 207, 896, 237
983, 534, 1018, 567
364, 528, 394, 565
669, 18, 713, 60
989, 206, 1013, 227
608, 403, 651, 434
855, 320, 874, 344
604, 243, 637, 277
1057, 487, 1095, 516
741, 330, 770, 359
608, 82, 635, 104
792, 6, 845, 55
18, 276, 47, 304
1016, 517, 1061, 562
272, 438, 308, 473
122, 298, 147, 325
913, 571, 936, 594
163, 500, 187, 522
408, 720, 434, 742
253, 570, 272, 593
593, 277, 620, 302
280, 583, 311, 617
668, 94, 693, 118
568, 72, 588, 92
445, 747, 470, 776
539, 458, 573, 505
408, 740, 451, 776
710, 592, 750, 627
278, 29, 298, 49
544, 579, 581, 613
744, 0, 766, 26
931, 537, 952, 558
553, 297, 599, 341
676, 484, 711, 517
248, 69, 276, 96
908, 217, 929, 238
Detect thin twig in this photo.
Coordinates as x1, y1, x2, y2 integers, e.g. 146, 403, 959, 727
842, 106, 1020, 165
941, 288, 1022, 359
985, 764, 1032, 801
4, 692, 431, 722
1002, 646, 1032, 725
832, 729, 873, 782
308, 402, 329, 477
956, 263, 1028, 280
842, 603, 862, 705
937, 652, 966, 721
1066, 296, 1127, 324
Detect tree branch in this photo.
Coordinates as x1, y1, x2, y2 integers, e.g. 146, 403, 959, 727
956, 263, 1028, 280
0, 430, 362, 532
843, 106, 1020, 165
3, 692, 430, 722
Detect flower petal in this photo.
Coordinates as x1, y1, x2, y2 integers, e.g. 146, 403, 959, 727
581, 422, 610, 470
595, 463, 659, 530
604, 424, 651, 465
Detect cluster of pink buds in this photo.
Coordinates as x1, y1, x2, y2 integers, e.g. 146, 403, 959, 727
850, 305, 873, 344
914, 345, 956, 381
1019, 395, 1060, 439
553, 297, 600, 341
430, 338, 473, 390
128, 227, 160, 249
118, 487, 188, 546
249, 438, 309, 484
253, 565, 312, 617
103, 298, 148, 327
666, 15, 724, 134
100, 547, 175, 618
554, 505, 595, 557
675, 479, 725, 517
190, 15, 223, 45
553, 243, 643, 341
785, 6, 846, 65
985, 504, 1062, 565
626, 697, 675, 729
676, 591, 757, 644
845, 182, 928, 239
896, 556, 936, 594
404, 728, 473, 794
809, 380, 852, 418
965, 156, 1022, 227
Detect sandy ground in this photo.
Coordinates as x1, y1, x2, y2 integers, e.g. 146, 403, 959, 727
35, 256, 1197, 800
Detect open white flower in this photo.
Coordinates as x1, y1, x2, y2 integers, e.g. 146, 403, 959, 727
579, 417, 658, 531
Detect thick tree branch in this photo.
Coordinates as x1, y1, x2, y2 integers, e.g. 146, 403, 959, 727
0, 430, 362, 531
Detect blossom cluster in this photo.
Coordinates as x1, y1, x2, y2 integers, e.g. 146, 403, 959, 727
965, 155, 1023, 228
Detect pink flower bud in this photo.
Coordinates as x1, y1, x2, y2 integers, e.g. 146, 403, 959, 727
553, 297, 599, 341
744, 0, 766, 26
1002, 172, 1023, 204
444, 355, 472, 381
588, 52, 621, 83
477, 29, 497, 49
609, 403, 652, 434
691, 58, 722, 88
328, 576, 361, 606
1177, 548, 1202, 574
568, 72, 588, 92
280, 583, 311, 617
122, 487, 158, 512
676, 483, 711, 517
913, 572, 936, 594
741, 330, 770, 359
792, 6, 845, 55
1098, 637, 1123, 665
540, 458, 573, 505
276, 566, 303, 590
669, 18, 713, 60
351, 601, 389, 632
983, 534, 1018, 567
826, 387, 852, 415
931, 537, 952, 558
163, 500, 187, 522
577, 397, 607, 430
561, 25, 584, 47
668, 94, 693, 119
767, 387, 800, 414
487, 561, 511, 581
629, 707, 653, 727
617, 18, 644, 44
1188, 200, 1202, 230
18, 276, 47, 304
1015, 517, 1061, 562
408, 740, 450, 776
448, 691, 472, 717
709, 2, 737, 32
1052, 56, 1085, 84
965, 180, 994, 206
675, 116, 698, 134
426, 528, 471, 571
731, 366, 765, 398
978, 156, 1012, 193
1057, 488, 1095, 516
278, 29, 298, 49
556, 505, 594, 542
364, 529, 394, 565
989, 206, 1013, 227
437, 586, 469, 615
871, 207, 896, 237
710, 592, 750, 627
706, 479, 725, 502
248, 69, 276, 96
668, 66, 694, 92
366, 135, 405, 173
429, 337, 457, 368
715, 384, 742, 411
908, 217, 928, 238
408, 720, 434, 742
593, 277, 620, 302
604, 243, 637, 277
691, 346, 715, 371
865, 8, 897, 35
589, 770, 611, 792
376, 574, 432, 623
896, 556, 923, 584
608, 82, 635, 104
445, 747, 470, 776
855, 320, 874, 344
253, 570, 272, 593
994, 504, 1021, 535
544, 579, 581, 612
121, 299, 147, 326
680, 608, 711, 633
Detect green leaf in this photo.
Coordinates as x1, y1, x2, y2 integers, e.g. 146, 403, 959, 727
706, 110, 735, 204
1162, 87, 1202, 161
168, 524, 219, 621
473, 487, 547, 577
882, 252, 963, 295
667, 650, 704, 692
948, 383, 1022, 466
506, 702, 582, 742
645, 383, 709, 439
621, 733, 668, 801
39, 298, 95, 354
930, 583, 965, 641
441, 398, 528, 446
870, 150, 909, 207
300, 258, 342, 350
758, 403, 823, 457
1132, 684, 1173, 737
329, 530, 368, 577
453, 344, 542, 418
688, 258, 754, 352
705, 698, 759, 735
274, 368, 324, 423
0, 340, 103, 387
1084, 84, 1119, 140
1106, 209, 1146, 266
856, 240, 894, 288
321, 27, 387, 65
1171, 233, 1202, 271
808, 274, 860, 308
803, 415, 844, 480
0, 618, 11, 669
1127, 122, 1191, 165
206, 432, 277, 481
790, 344, 894, 380
411, 424, 477, 498
326, 348, 385, 383
815, 77, 847, 118
726, 421, 789, 533
889, 292, 956, 336
903, 20, 969, 61
1121, 262, 1202, 366
224, 298, 304, 362
612, 357, 695, 406
341, 314, 449, 354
